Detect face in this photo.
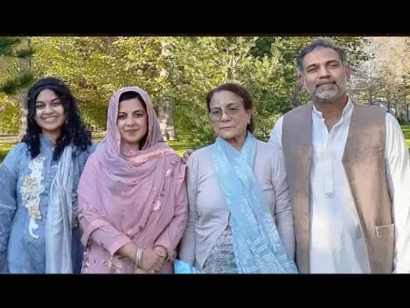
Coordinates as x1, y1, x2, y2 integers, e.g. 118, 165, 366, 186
208, 90, 251, 141
34, 89, 66, 134
117, 97, 148, 149
299, 47, 350, 103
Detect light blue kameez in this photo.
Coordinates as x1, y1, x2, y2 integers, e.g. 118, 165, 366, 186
0, 135, 96, 273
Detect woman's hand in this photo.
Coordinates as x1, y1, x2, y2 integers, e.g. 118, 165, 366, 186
140, 247, 165, 272
153, 245, 168, 259
134, 267, 149, 274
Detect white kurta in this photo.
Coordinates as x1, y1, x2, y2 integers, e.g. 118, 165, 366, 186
269, 99, 410, 273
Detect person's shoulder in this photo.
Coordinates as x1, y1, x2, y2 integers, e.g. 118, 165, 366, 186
256, 139, 276, 149
384, 111, 403, 134
10, 141, 28, 152
384, 111, 399, 123
188, 144, 213, 160
353, 101, 387, 116
353, 103, 394, 130
88, 140, 98, 152
256, 139, 283, 157
80, 140, 98, 156
283, 103, 312, 117
185, 144, 213, 169
160, 143, 181, 159
1, 142, 29, 171
271, 115, 284, 131
254, 139, 287, 176
74, 140, 98, 164
277, 104, 313, 132
5, 142, 28, 159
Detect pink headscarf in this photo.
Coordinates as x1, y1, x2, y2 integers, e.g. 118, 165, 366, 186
77, 86, 187, 264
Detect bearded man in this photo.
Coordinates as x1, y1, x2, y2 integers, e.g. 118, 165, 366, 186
269, 37, 410, 273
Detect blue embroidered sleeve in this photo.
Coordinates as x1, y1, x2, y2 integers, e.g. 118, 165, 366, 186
0, 147, 19, 272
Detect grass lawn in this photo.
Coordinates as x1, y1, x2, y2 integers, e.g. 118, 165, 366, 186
1, 126, 409, 167
0, 132, 197, 167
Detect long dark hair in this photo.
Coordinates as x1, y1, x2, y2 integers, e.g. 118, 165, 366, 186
22, 77, 92, 160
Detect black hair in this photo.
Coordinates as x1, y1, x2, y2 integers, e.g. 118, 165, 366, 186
22, 77, 92, 160
118, 90, 148, 149
296, 37, 347, 73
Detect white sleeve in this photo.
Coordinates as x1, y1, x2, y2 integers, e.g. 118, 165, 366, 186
268, 116, 284, 150
384, 113, 410, 273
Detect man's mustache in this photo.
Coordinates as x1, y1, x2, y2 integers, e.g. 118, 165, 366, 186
315, 79, 336, 87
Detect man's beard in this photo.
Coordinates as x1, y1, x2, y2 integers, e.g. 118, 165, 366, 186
311, 82, 346, 104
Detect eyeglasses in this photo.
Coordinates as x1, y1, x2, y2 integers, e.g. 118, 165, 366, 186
208, 105, 244, 121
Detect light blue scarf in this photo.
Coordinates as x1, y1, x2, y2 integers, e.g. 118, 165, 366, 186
45, 145, 74, 273
212, 133, 298, 273
173, 259, 196, 274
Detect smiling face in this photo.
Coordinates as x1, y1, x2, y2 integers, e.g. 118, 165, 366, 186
34, 89, 66, 135
299, 46, 350, 104
116, 96, 148, 150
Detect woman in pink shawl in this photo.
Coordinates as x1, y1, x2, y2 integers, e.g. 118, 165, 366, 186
77, 86, 188, 274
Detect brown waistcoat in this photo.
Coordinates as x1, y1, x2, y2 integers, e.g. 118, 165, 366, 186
281, 102, 394, 273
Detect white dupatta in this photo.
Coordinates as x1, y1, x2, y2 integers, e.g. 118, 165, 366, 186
45, 145, 74, 273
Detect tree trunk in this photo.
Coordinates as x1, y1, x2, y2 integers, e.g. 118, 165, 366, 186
157, 97, 175, 141
17, 37, 31, 141
18, 89, 28, 140
157, 40, 176, 141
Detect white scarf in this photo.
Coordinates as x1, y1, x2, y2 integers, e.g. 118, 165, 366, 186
45, 145, 74, 273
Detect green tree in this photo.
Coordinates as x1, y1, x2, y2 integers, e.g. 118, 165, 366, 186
0, 37, 35, 138
31, 36, 166, 131
14, 35, 370, 147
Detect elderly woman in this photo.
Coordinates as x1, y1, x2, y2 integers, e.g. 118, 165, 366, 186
178, 83, 298, 273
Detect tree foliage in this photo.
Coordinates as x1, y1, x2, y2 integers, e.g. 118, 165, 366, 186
0, 37, 34, 95
1, 35, 370, 142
